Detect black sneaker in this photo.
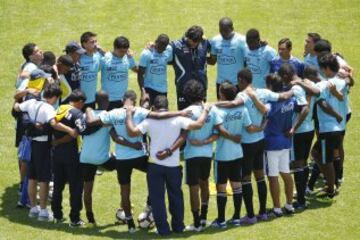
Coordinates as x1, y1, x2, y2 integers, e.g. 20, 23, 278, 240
127, 218, 136, 233
69, 220, 86, 227
293, 201, 307, 210
54, 217, 66, 224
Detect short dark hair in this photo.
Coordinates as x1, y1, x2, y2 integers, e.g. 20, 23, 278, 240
43, 83, 62, 99
155, 34, 170, 49
318, 53, 339, 73
237, 68, 252, 84
278, 38, 292, 49
42, 51, 56, 66
113, 36, 130, 49
185, 25, 204, 42
307, 33, 321, 43
57, 55, 74, 68
22, 43, 36, 62
266, 74, 283, 92
80, 31, 97, 46
246, 28, 260, 41
314, 39, 332, 54
219, 17, 233, 29
153, 95, 169, 110
183, 80, 205, 104
68, 89, 87, 102
123, 90, 137, 102
278, 63, 295, 80
219, 81, 237, 100
303, 66, 319, 80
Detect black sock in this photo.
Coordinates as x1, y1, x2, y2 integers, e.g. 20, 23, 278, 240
192, 210, 200, 228
242, 181, 254, 218
257, 178, 267, 215
303, 166, 310, 186
126, 216, 135, 229
216, 192, 227, 222
294, 168, 305, 204
308, 164, 320, 190
146, 196, 151, 208
86, 211, 95, 223
333, 158, 341, 185
200, 202, 208, 220
232, 188, 242, 220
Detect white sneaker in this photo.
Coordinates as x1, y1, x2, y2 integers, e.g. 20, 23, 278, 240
38, 208, 53, 221
28, 206, 40, 218
185, 224, 203, 232
284, 204, 295, 214
305, 186, 313, 195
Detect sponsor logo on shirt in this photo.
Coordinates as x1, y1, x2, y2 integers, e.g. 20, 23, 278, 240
281, 102, 294, 113
150, 65, 166, 75
218, 55, 236, 65
224, 111, 243, 122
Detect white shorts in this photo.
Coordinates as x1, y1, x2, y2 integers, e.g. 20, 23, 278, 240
265, 149, 291, 177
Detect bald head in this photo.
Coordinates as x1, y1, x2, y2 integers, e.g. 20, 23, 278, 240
219, 17, 234, 40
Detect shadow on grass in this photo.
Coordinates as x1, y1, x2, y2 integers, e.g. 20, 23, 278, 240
0, 184, 232, 239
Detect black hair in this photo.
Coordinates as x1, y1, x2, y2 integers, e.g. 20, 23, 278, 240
68, 89, 87, 102
278, 63, 295, 81
95, 90, 109, 109
155, 34, 170, 49
123, 90, 137, 102
153, 95, 169, 110
183, 79, 205, 104
57, 55, 74, 68
80, 31, 97, 46
237, 68, 252, 84
219, 81, 237, 100
113, 36, 130, 49
303, 66, 319, 80
307, 33, 321, 43
266, 74, 283, 92
39, 64, 57, 80
314, 39, 332, 54
185, 25, 204, 42
318, 53, 339, 73
246, 28, 260, 41
43, 83, 62, 99
22, 43, 36, 62
219, 17, 233, 29
42, 51, 56, 66
278, 38, 292, 49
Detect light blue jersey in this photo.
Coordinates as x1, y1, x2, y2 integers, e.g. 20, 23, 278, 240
210, 33, 247, 85
80, 110, 111, 165
139, 45, 172, 93
316, 78, 346, 133
245, 45, 277, 88
294, 81, 316, 133
238, 88, 279, 143
100, 107, 149, 160
304, 54, 319, 70
184, 105, 222, 159
100, 52, 136, 101
215, 106, 251, 161
292, 85, 308, 106
79, 52, 101, 103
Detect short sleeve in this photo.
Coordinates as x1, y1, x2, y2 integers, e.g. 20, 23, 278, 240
128, 57, 136, 69
99, 111, 113, 125
267, 47, 277, 62
137, 119, 149, 134
264, 89, 279, 102
139, 50, 149, 67
292, 85, 307, 106
18, 99, 33, 112
23, 63, 37, 73
242, 108, 252, 127
137, 107, 150, 119
177, 116, 193, 130
165, 45, 173, 62
43, 105, 56, 122
211, 107, 223, 126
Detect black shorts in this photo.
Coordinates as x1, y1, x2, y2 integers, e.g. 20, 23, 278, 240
28, 141, 51, 182
81, 157, 117, 182
293, 131, 314, 162
241, 139, 265, 177
316, 132, 342, 164
346, 112, 351, 123
116, 156, 148, 185
145, 87, 167, 107
108, 100, 123, 111
185, 157, 212, 186
214, 159, 242, 184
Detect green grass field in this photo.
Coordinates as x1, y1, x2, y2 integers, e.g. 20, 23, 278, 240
1, 0, 360, 239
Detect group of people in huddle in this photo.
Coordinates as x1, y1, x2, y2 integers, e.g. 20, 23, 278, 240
12, 16, 354, 236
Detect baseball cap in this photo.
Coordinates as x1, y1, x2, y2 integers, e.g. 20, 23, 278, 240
64, 41, 86, 54
30, 69, 52, 80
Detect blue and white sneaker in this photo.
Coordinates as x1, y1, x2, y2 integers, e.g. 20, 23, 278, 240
28, 206, 40, 218
227, 218, 241, 226
211, 219, 227, 229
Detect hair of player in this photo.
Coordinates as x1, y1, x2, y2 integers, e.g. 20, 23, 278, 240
219, 17, 233, 29
22, 43, 37, 62
68, 89, 87, 103
303, 65, 319, 80
314, 39, 332, 54
153, 95, 169, 110
155, 34, 170, 49
95, 90, 109, 109
266, 74, 283, 92
307, 32, 322, 43
42, 51, 56, 66
318, 53, 340, 73
57, 54, 74, 67
43, 83, 62, 99
183, 79, 205, 104
113, 36, 130, 49
220, 80, 237, 100
40, 64, 57, 80
123, 90, 137, 102
246, 28, 260, 41
278, 38, 292, 49
185, 25, 204, 42
237, 68, 252, 84
80, 31, 97, 46
278, 63, 295, 82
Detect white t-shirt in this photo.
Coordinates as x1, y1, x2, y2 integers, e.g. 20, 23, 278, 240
19, 99, 56, 141
137, 116, 192, 167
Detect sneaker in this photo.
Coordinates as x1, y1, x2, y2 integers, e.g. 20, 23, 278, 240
240, 215, 257, 225
38, 208, 53, 221
305, 186, 313, 195
53, 217, 66, 224
227, 218, 241, 226
269, 209, 283, 218
200, 219, 207, 228
293, 201, 307, 210
185, 224, 203, 232
256, 213, 268, 221
211, 219, 227, 229
284, 204, 295, 214
69, 220, 86, 227
28, 206, 40, 218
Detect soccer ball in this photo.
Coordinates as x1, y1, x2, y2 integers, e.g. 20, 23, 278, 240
137, 211, 155, 229
115, 208, 126, 225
